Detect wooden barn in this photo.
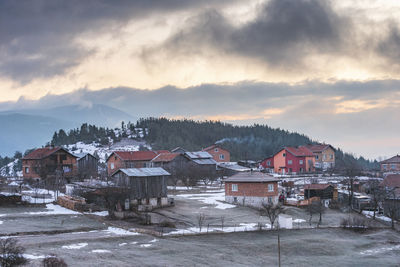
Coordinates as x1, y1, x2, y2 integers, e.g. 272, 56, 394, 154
304, 184, 335, 200
111, 167, 170, 208
75, 153, 99, 180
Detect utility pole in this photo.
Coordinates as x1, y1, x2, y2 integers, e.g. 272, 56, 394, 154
278, 232, 281, 267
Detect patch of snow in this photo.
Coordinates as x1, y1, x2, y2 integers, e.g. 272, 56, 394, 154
119, 243, 127, 247
149, 239, 158, 243
362, 211, 392, 222
85, 211, 109, 217
176, 192, 236, 209
91, 249, 111, 253
62, 243, 88, 249
24, 204, 80, 216
293, 219, 306, 223
360, 244, 400, 255
167, 186, 193, 190
23, 254, 46, 260
166, 222, 270, 236
130, 242, 138, 245
0, 221, 3, 225
104, 227, 140, 236
140, 244, 152, 248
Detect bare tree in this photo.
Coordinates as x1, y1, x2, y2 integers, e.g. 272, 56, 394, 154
197, 213, 206, 232
367, 179, 385, 220
260, 203, 283, 229
220, 216, 225, 231
0, 238, 27, 267
310, 200, 325, 226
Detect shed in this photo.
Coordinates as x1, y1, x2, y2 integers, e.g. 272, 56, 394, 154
304, 184, 335, 200
111, 167, 170, 207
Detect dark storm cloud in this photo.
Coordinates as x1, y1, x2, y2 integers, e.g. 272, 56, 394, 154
0, 0, 235, 83
146, 0, 349, 67
377, 23, 400, 65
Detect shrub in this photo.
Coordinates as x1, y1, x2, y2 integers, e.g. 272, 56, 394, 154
159, 220, 176, 228
341, 216, 370, 232
0, 238, 27, 267
42, 255, 68, 267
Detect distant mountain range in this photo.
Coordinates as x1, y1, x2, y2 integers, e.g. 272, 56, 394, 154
0, 104, 136, 156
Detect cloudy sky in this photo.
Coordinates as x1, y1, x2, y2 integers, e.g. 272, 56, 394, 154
1, 0, 400, 159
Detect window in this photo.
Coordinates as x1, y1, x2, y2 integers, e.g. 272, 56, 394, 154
299, 160, 303, 164
383, 164, 387, 170
233, 197, 238, 203
267, 160, 271, 166
288, 160, 293, 165
63, 165, 71, 173
268, 197, 273, 204
283, 153, 286, 157
114, 156, 117, 160
232, 184, 238, 192
219, 154, 225, 160
330, 154, 334, 160
25, 167, 29, 174
392, 164, 396, 170
268, 184, 274, 192
300, 168, 304, 172
323, 154, 326, 160
316, 155, 319, 160
110, 163, 115, 169
214, 148, 219, 152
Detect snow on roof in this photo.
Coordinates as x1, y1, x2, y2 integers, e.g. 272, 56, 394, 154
192, 159, 217, 165
116, 168, 170, 177
225, 171, 279, 183
185, 151, 213, 159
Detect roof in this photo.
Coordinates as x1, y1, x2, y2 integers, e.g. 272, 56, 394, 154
380, 174, 400, 188
23, 147, 77, 160
192, 159, 217, 165
380, 155, 400, 164
304, 184, 334, 190
114, 168, 170, 177
224, 171, 279, 183
74, 153, 99, 160
108, 151, 157, 162
156, 150, 170, 154
304, 144, 335, 153
202, 144, 228, 152
218, 162, 251, 172
185, 151, 212, 159
285, 146, 314, 157
151, 153, 181, 163
171, 147, 186, 153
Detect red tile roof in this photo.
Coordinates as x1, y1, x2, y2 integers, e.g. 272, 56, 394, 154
156, 150, 170, 155
203, 144, 227, 152
304, 184, 333, 190
112, 151, 158, 161
285, 146, 314, 157
380, 174, 400, 188
304, 144, 334, 153
380, 155, 400, 164
151, 153, 180, 163
23, 147, 75, 160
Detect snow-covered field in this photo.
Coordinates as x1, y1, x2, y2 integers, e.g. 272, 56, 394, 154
176, 190, 236, 210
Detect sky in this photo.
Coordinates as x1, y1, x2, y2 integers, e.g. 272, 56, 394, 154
0, 0, 399, 159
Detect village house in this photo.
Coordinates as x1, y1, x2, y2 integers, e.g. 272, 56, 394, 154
259, 156, 274, 172
150, 152, 190, 183
380, 174, 400, 220
304, 144, 335, 170
106, 151, 161, 176
111, 167, 170, 209
22, 147, 78, 180
273, 147, 315, 174
380, 155, 400, 172
184, 151, 217, 174
225, 171, 279, 208
202, 144, 230, 162
75, 153, 99, 180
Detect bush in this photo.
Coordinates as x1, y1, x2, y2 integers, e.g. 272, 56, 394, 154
341, 216, 370, 232
0, 238, 27, 267
42, 255, 68, 267
159, 220, 176, 228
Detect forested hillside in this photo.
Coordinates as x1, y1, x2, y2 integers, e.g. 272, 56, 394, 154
43, 117, 379, 171
136, 118, 314, 160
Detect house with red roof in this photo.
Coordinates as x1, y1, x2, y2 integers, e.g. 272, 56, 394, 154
304, 144, 335, 170
202, 144, 230, 162
273, 146, 315, 174
22, 147, 78, 180
380, 155, 400, 172
106, 151, 161, 176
